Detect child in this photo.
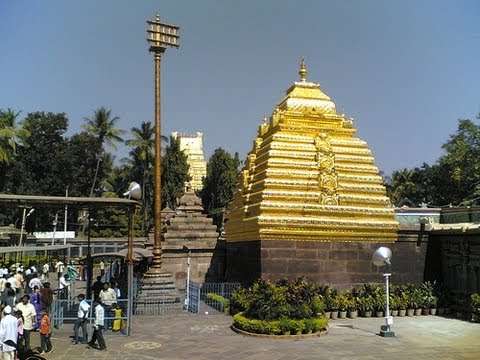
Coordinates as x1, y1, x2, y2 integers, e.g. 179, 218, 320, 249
39, 310, 52, 353
112, 303, 122, 332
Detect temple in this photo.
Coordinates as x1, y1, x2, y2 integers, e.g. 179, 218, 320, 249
225, 60, 400, 285
171, 132, 207, 191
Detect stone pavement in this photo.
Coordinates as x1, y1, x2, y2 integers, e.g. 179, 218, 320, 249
31, 314, 479, 360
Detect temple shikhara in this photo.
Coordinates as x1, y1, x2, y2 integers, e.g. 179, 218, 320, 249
171, 131, 207, 191
226, 60, 398, 243
225, 60, 400, 284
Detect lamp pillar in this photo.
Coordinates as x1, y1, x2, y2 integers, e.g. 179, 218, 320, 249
145, 14, 179, 278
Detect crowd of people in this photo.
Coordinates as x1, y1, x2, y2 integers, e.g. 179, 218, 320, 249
0, 261, 58, 359
0, 258, 125, 358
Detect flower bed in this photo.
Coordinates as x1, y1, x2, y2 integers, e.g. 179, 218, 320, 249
233, 313, 328, 336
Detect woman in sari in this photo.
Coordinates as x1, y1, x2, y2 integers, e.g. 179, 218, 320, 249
30, 286, 42, 329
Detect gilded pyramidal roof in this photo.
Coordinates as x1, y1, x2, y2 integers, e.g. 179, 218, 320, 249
225, 60, 398, 242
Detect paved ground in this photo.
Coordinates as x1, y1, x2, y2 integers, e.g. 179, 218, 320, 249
30, 314, 479, 360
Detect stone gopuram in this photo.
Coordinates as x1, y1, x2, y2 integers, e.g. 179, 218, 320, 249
171, 132, 207, 191
160, 190, 223, 290
225, 60, 408, 286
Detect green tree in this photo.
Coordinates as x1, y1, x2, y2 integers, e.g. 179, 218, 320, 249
161, 136, 190, 209
388, 115, 480, 207
83, 107, 125, 196
126, 121, 155, 234
200, 148, 240, 227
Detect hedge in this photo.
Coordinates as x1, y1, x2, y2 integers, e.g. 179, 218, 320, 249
233, 313, 328, 335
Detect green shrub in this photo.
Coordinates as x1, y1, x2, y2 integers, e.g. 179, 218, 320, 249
471, 293, 480, 322
230, 288, 252, 315
233, 313, 327, 335
207, 293, 230, 313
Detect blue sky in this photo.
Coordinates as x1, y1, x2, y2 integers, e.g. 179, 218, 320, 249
0, 0, 479, 175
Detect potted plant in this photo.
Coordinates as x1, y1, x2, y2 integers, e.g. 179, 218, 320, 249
337, 293, 349, 319
420, 282, 436, 315
330, 292, 339, 320
348, 295, 358, 319
398, 293, 408, 317
373, 288, 385, 318
358, 295, 373, 317
389, 294, 399, 317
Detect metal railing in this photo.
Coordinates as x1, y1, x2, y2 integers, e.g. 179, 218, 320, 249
187, 282, 240, 314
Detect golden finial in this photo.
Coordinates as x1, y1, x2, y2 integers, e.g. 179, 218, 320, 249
299, 58, 307, 82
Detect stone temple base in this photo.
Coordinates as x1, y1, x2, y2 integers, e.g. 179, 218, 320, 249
134, 273, 182, 314
225, 234, 427, 287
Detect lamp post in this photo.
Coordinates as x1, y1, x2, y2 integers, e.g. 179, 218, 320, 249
145, 14, 179, 276
123, 181, 141, 336
372, 246, 395, 337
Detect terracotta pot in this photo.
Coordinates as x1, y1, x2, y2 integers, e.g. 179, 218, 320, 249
348, 310, 358, 319
375, 311, 384, 318
407, 309, 415, 316
330, 311, 338, 320
398, 309, 406, 317
414, 309, 422, 316
363, 311, 372, 318
422, 308, 430, 315
430, 308, 437, 316
437, 308, 444, 315
339, 311, 347, 319
324, 311, 331, 319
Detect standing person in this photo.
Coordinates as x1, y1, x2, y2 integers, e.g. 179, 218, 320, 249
91, 276, 103, 300
0, 275, 6, 293
13, 270, 24, 299
1, 283, 15, 307
73, 294, 90, 345
6, 275, 17, 296
58, 274, 70, 299
54, 260, 64, 282
39, 310, 52, 354
99, 283, 116, 329
0, 306, 18, 360
88, 300, 106, 351
41, 262, 50, 282
15, 295, 36, 351
15, 310, 24, 354
28, 274, 42, 292
99, 260, 105, 278
30, 286, 42, 330
39, 282, 53, 313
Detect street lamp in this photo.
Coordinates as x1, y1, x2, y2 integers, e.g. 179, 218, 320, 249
19, 207, 34, 246
146, 14, 179, 276
372, 246, 395, 337
123, 181, 141, 336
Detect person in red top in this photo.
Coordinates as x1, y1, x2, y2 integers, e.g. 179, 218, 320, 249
39, 310, 52, 354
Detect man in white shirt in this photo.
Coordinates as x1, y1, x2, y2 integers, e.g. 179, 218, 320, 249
15, 295, 36, 350
73, 294, 90, 344
29, 274, 43, 291
42, 263, 50, 282
6, 275, 17, 292
88, 300, 106, 350
59, 274, 70, 299
0, 306, 18, 360
99, 282, 117, 329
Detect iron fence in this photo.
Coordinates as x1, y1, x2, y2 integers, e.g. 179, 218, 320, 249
51, 298, 130, 335
187, 282, 240, 314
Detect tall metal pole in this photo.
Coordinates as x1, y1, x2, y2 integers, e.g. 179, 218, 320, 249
51, 213, 58, 246
126, 206, 134, 335
19, 208, 27, 246
64, 187, 68, 245
145, 14, 179, 278
149, 49, 165, 276
86, 210, 92, 300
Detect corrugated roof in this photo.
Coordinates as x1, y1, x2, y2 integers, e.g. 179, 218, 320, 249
0, 194, 140, 208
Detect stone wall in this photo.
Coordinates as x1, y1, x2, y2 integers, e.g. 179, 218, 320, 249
160, 240, 226, 290
426, 233, 480, 296
226, 231, 428, 287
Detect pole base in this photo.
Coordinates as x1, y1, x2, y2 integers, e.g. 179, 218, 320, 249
379, 325, 395, 337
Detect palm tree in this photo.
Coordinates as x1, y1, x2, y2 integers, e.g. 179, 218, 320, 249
83, 107, 125, 196
0, 109, 29, 164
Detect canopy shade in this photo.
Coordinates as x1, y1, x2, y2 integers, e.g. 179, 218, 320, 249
0, 194, 140, 209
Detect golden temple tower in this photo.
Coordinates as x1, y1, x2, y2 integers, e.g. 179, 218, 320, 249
225, 60, 398, 244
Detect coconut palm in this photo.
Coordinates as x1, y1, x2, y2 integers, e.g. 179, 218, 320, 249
83, 107, 125, 196
0, 108, 29, 164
